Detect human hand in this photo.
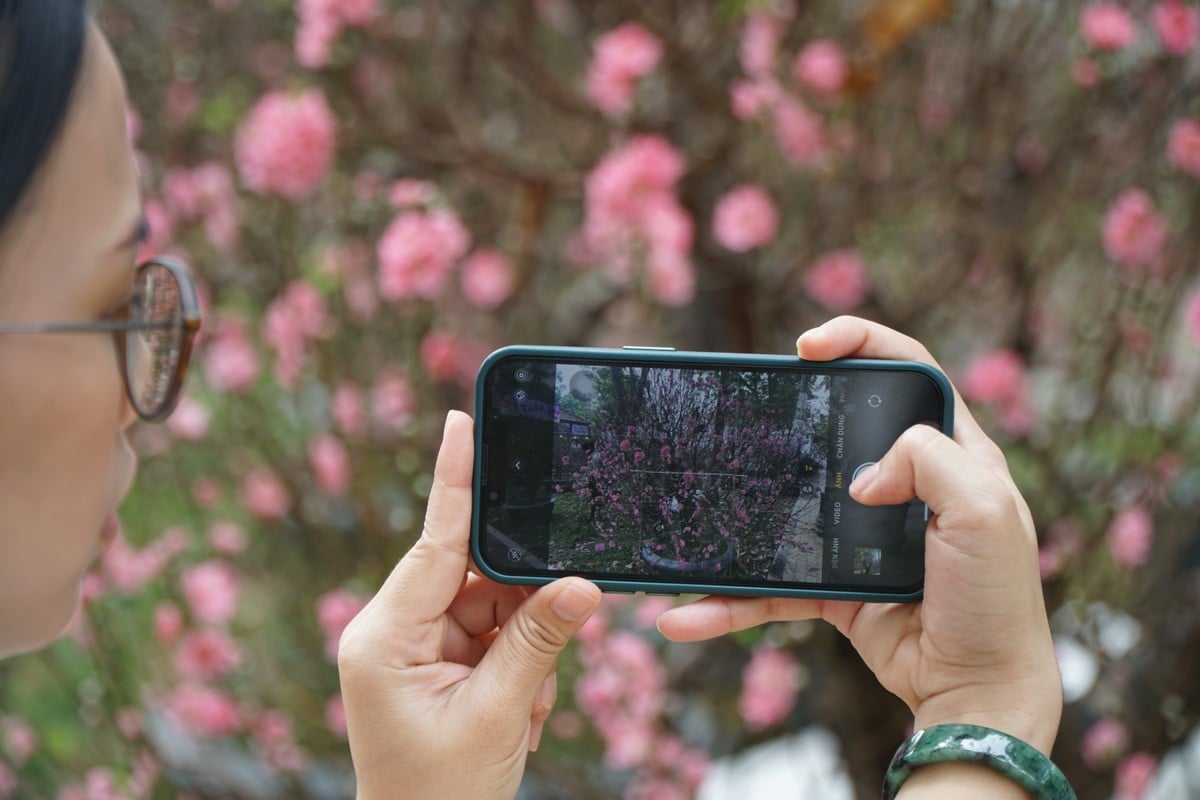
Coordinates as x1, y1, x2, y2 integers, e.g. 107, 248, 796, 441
656, 316, 1062, 756
337, 410, 602, 800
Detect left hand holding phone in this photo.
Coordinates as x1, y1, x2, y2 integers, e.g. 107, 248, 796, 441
337, 410, 602, 800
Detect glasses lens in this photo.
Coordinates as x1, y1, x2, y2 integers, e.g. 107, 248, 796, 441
126, 262, 184, 417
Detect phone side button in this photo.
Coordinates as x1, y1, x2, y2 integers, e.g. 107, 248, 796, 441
621, 345, 677, 351
646, 591, 679, 597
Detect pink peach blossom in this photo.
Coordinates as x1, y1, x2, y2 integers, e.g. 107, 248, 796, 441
461, 248, 516, 309
1153, 0, 1199, 54
167, 396, 211, 441
792, 40, 848, 96
730, 78, 774, 120
387, 178, 438, 207
1072, 57, 1102, 87
240, 466, 292, 520
772, 96, 826, 166
235, 89, 336, 199
309, 434, 351, 496
1102, 188, 1168, 270
252, 709, 309, 772
713, 184, 779, 252
1115, 752, 1158, 800
192, 476, 222, 508
1082, 717, 1131, 768
586, 23, 663, 116
332, 383, 367, 437
325, 694, 347, 738
154, 602, 184, 644
371, 369, 417, 432
162, 684, 242, 738
738, 645, 802, 731
207, 521, 247, 554
377, 209, 470, 300
1168, 118, 1200, 177
1, 717, 37, 765
202, 317, 261, 393
1080, 3, 1138, 50
181, 561, 241, 626
174, 629, 242, 680
1107, 504, 1153, 569
962, 349, 1025, 405
102, 534, 170, 595
646, 253, 695, 307
315, 589, 368, 660
803, 249, 869, 311
739, 12, 782, 77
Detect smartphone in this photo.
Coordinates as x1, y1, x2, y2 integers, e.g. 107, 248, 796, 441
470, 346, 953, 602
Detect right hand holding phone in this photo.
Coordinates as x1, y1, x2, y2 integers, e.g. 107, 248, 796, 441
656, 316, 1062, 756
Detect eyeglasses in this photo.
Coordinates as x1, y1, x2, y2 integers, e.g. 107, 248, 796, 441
0, 257, 201, 423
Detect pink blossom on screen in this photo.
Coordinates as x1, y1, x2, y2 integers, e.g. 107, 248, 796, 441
586, 23, 663, 116
1153, 0, 1200, 54
309, 434, 351, 496
1186, 289, 1200, 346
240, 466, 292, 520
371, 369, 417, 432
208, 521, 247, 555
167, 396, 211, 441
461, 248, 516, 309
174, 629, 242, 680
1080, 3, 1138, 50
181, 561, 241, 625
1168, 118, 1200, 177
803, 249, 869, 311
1082, 717, 1131, 768
713, 184, 780, 252
325, 694, 347, 738
1107, 504, 1153, 569
792, 40, 848, 96
332, 383, 367, 437
235, 89, 336, 199
202, 317, 261, 393
316, 589, 368, 660
1, 717, 37, 765
377, 209, 470, 300
740, 12, 782, 77
162, 684, 241, 738
772, 96, 826, 166
1114, 752, 1158, 800
738, 645, 802, 731
1102, 188, 1168, 270
154, 602, 184, 644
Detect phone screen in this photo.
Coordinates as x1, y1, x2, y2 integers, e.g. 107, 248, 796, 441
475, 353, 948, 596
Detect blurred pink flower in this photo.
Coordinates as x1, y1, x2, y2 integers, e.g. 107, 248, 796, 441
1153, 0, 1199, 54
1107, 504, 1153, 569
167, 396, 211, 441
803, 249, 869, 311
332, 383, 367, 437
0, 762, 15, 800
575, 630, 665, 769
252, 709, 309, 773
1071, 57, 1102, 87
309, 434, 351, 496
1115, 752, 1158, 800
738, 645, 802, 731
1168, 118, 1200, 177
585, 136, 686, 240
192, 476, 222, 509
115, 708, 143, 740
325, 694, 347, 738
235, 89, 336, 199
102, 534, 170, 595
162, 684, 242, 738
165, 80, 200, 126
962, 349, 1024, 405
713, 184, 780, 252
646, 253, 695, 307
461, 248, 516, 309
740, 12, 782, 77
154, 602, 184, 644
371, 369, 417, 432
377, 209, 470, 300
316, 589, 368, 660
792, 40, 848, 96
773, 96, 826, 166
387, 178, 438, 207
1186, 288, 1200, 346
1080, 3, 1138, 50
420, 330, 483, 385
181, 561, 241, 626
174, 629, 242, 680
586, 23, 663, 116
1, 717, 37, 765
240, 466, 292, 520
1082, 717, 1131, 768
208, 521, 247, 555
202, 317, 261, 393
263, 280, 328, 387
729, 78, 775, 120
1102, 188, 1168, 270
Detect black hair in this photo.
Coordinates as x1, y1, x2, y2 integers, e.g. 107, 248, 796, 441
0, 0, 89, 232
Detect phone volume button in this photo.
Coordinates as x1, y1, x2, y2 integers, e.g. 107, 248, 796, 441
481, 445, 488, 485
621, 345, 677, 351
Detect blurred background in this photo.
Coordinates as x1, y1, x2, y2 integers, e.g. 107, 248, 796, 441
3, 0, 1200, 797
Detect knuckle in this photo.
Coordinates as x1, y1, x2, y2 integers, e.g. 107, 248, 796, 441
512, 610, 568, 660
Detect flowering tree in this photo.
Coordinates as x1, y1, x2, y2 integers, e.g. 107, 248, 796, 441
1, 1, 1199, 798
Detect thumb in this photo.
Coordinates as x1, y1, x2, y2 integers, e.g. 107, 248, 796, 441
468, 577, 601, 714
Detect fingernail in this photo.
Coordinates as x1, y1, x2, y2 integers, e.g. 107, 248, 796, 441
551, 581, 598, 621
529, 721, 545, 752
536, 673, 556, 711
849, 462, 879, 495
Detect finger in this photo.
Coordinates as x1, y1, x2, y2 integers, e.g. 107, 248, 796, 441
373, 411, 475, 629
443, 615, 490, 667
529, 672, 557, 752
655, 595, 825, 641
467, 577, 600, 716
447, 575, 531, 638
796, 316, 1007, 470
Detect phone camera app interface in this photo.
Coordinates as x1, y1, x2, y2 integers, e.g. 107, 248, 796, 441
482, 360, 939, 590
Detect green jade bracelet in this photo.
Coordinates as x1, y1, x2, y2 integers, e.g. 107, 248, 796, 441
882, 724, 1077, 800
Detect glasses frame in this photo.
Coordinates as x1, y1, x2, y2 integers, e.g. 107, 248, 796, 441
0, 256, 202, 423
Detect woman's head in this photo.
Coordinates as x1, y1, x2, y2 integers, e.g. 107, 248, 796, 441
0, 1, 146, 657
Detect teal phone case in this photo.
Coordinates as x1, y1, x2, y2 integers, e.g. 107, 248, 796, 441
470, 345, 955, 603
